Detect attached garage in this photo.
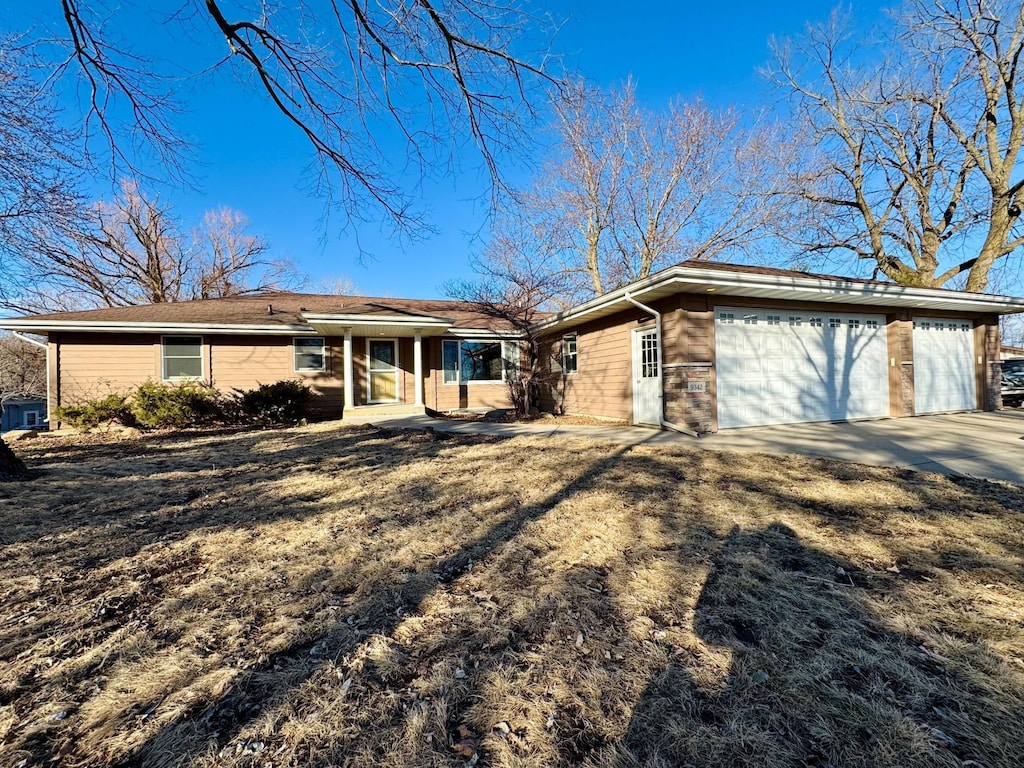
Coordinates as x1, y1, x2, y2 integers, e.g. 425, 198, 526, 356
715, 306, 890, 429
524, 260, 1022, 433
912, 317, 977, 414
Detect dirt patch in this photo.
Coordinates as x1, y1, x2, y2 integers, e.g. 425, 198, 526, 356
1, 423, 1022, 767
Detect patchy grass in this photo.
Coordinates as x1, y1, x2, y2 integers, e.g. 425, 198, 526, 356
1, 422, 1023, 768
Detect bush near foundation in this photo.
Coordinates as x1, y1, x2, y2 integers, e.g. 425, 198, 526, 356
235, 380, 313, 423
53, 393, 134, 430
131, 380, 222, 429
53, 379, 313, 431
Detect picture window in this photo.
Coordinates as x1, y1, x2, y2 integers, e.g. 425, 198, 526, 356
442, 340, 518, 384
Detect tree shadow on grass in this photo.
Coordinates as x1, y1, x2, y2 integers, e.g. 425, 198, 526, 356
4, 434, 643, 767
597, 522, 1024, 768
6, 435, 1024, 767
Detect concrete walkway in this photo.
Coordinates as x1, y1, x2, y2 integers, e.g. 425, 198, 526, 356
346, 410, 1024, 486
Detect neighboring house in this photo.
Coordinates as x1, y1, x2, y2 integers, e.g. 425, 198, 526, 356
1, 397, 47, 433
1001, 344, 1024, 360
2, 260, 1024, 434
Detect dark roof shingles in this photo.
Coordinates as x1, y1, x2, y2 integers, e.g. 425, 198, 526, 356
19, 292, 519, 330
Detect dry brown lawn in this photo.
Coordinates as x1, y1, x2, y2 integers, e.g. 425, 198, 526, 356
1, 422, 1022, 768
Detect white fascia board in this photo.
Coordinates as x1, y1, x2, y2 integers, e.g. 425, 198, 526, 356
446, 328, 527, 339
667, 268, 1024, 312
530, 266, 1024, 334
0, 319, 317, 335
528, 275, 670, 333
302, 313, 453, 328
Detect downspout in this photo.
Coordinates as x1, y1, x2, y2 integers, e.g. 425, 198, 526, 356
623, 292, 698, 438
11, 331, 50, 429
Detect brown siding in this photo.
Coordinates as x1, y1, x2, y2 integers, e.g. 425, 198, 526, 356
886, 312, 910, 417
53, 333, 347, 419
540, 302, 668, 422
209, 335, 344, 416
57, 332, 160, 404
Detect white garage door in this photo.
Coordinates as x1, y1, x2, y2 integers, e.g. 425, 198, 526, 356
912, 318, 976, 413
716, 307, 890, 429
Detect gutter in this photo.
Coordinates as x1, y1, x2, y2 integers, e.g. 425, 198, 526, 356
623, 292, 698, 438
11, 331, 47, 349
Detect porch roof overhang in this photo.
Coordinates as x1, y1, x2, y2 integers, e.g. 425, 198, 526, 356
531, 265, 1024, 335
301, 313, 454, 338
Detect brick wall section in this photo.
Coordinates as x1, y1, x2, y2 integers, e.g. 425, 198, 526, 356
900, 364, 916, 416
664, 364, 713, 433
988, 361, 1002, 410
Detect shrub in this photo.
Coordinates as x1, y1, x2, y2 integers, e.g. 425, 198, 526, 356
130, 380, 222, 429
236, 380, 313, 423
53, 393, 133, 430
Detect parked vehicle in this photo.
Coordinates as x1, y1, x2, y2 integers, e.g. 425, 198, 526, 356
1001, 359, 1024, 407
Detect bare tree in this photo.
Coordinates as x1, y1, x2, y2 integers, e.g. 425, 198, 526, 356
44, 0, 558, 230
0, 334, 46, 405
444, 227, 571, 414
771, 2, 1024, 291
300, 274, 363, 296
0, 41, 86, 309
499, 81, 792, 300
8, 181, 296, 313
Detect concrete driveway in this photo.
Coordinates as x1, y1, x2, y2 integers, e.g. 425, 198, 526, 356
347, 410, 1024, 486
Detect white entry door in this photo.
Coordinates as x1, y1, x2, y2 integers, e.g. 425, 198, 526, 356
912, 318, 976, 413
715, 307, 890, 429
632, 326, 662, 425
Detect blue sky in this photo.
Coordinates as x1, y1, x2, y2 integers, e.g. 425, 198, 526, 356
4, 1, 893, 298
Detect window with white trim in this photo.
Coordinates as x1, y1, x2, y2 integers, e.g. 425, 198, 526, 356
743, 313, 759, 325
162, 336, 203, 380
829, 317, 841, 328
767, 314, 781, 325
294, 337, 326, 372
24, 411, 41, 428
442, 340, 519, 384
789, 315, 803, 326
718, 312, 735, 324
809, 317, 823, 327
865, 319, 879, 329
561, 334, 578, 374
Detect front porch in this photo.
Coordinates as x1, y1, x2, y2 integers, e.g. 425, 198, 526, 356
305, 308, 452, 413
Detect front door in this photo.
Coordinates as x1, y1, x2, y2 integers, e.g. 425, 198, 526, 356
632, 326, 662, 425
368, 339, 399, 403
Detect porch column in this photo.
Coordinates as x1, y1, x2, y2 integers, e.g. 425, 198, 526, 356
413, 329, 424, 406
343, 327, 354, 411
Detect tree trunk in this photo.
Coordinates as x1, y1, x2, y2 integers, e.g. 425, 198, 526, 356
965, 202, 1012, 293
0, 438, 28, 481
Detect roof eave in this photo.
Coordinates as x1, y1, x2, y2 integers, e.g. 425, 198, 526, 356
302, 313, 455, 338
0, 319, 316, 336
530, 266, 1024, 334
